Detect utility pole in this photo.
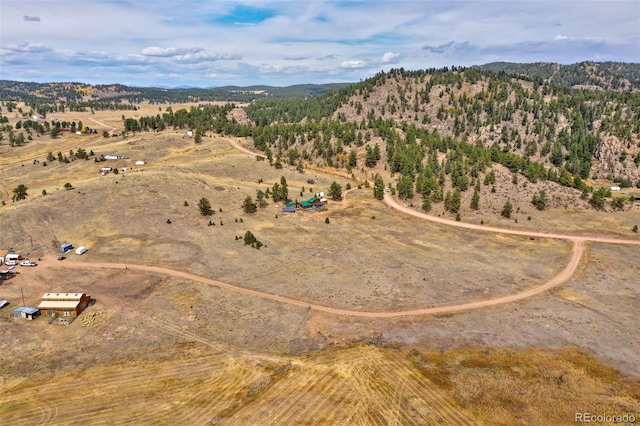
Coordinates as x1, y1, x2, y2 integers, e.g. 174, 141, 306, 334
21, 288, 26, 307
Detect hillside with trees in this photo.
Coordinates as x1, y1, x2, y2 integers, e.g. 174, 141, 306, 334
479, 61, 640, 91
212, 65, 639, 216
2, 62, 639, 217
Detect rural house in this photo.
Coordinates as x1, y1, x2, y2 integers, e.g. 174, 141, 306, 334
38, 293, 92, 318
285, 196, 326, 211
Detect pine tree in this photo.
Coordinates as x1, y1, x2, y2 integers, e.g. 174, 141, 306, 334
329, 181, 343, 200
501, 201, 513, 218
470, 188, 480, 210
244, 231, 257, 245
279, 176, 289, 202
198, 197, 212, 215
422, 195, 432, 212
348, 150, 357, 167
256, 190, 267, 208
373, 174, 385, 200
12, 184, 28, 201
242, 196, 257, 213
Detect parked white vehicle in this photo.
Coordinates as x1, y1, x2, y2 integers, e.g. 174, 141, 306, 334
20, 260, 37, 267
0, 300, 8, 309
5, 260, 16, 266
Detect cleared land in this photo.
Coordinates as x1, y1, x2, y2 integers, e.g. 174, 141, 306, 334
1, 107, 639, 425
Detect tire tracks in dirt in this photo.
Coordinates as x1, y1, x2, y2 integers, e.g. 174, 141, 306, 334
0, 180, 9, 199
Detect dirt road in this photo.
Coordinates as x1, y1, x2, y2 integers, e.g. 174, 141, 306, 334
225, 137, 265, 158
383, 193, 640, 246
43, 237, 580, 318
18, 138, 640, 318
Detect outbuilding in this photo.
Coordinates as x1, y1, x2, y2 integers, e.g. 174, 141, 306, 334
75, 246, 87, 255
38, 293, 92, 318
610, 186, 621, 191
60, 243, 73, 253
13, 306, 41, 320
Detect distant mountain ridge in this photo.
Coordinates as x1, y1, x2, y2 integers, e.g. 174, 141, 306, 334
2, 61, 638, 103
478, 61, 640, 91
0, 80, 352, 103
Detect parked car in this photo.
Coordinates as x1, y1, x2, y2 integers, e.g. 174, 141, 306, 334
20, 260, 37, 267
57, 256, 66, 261
0, 300, 8, 309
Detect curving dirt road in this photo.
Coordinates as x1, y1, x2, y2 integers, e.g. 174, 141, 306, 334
225, 137, 265, 158
383, 194, 640, 246
49, 241, 582, 318
24, 137, 640, 318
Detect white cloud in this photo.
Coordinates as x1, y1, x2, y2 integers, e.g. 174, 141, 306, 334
381, 52, 400, 63
0, 1, 637, 86
141, 47, 202, 57
341, 60, 366, 69
4, 42, 51, 53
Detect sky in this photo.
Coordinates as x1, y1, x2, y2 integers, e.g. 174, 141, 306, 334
1, 1, 639, 88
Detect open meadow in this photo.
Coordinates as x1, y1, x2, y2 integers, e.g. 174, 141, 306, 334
0, 106, 639, 425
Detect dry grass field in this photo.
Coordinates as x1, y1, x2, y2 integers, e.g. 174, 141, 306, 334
1, 105, 639, 425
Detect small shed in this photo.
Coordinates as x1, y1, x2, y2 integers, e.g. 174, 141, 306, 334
13, 306, 40, 320
282, 206, 296, 213
135, 160, 145, 165
60, 243, 73, 253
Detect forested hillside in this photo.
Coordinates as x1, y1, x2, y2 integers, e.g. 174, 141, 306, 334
480, 61, 640, 91
223, 66, 640, 214
2, 63, 639, 215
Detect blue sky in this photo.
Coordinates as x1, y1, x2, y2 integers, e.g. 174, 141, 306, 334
1, 1, 638, 88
